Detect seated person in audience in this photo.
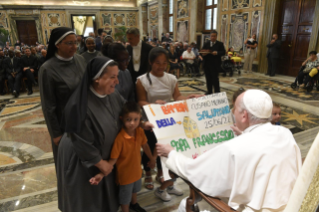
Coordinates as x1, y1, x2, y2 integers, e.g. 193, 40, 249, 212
228, 47, 242, 66
191, 42, 203, 73
31, 47, 39, 58
297, 51, 319, 88
3, 50, 22, 97
271, 103, 281, 125
37, 49, 47, 70
20, 47, 38, 95
90, 102, 155, 212
168, 43, 181, 78
182, 46, 199, 75
14, 50, 21, 58
157, 89, 302, 212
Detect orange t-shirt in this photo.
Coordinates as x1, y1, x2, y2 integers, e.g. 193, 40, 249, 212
110, 127, 147, 185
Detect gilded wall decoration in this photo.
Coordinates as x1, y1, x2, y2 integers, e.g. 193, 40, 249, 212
113, 14, 125, 26
150, 25, 158, 40
231, 0, 249, 10
61, 14, 66, 26
177, 20, 188, 43
48, 14, 61, 27
16, 10, 33, 15
222, 0, 229, 11
126, 13, 137, 26
33, 10, 40, 14
41, 13, 47, 27
142, 10, 148, 35
177, 0, 188, 19
0, 13, 8, 28
7, 10, 15, 14
253, 0, 262, 7
45, 29, 49, 43
101, 13, 112, 26
251, 11, 261, 39
220, 14, 228, 44
162, 5, 169, 33
149, 6, 158, 25
229, 13, 249, 51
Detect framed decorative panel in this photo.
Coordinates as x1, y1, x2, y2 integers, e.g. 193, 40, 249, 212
48, 14, 61, 27
231, 0, 250, 10
251, 11, 261, 39
177, 0, 189, 19
0, 13, 8, 28
177, 20, 188, 42
126, 13, 137, 26
101, 13, 112, 26
150, 5, 158, 25
113, 14, 125, 26
229, 13, 249, 51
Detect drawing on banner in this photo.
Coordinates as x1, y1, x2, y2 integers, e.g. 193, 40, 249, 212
143, 92, 235, 180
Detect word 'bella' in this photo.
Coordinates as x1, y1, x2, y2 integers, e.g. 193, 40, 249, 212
196, 106, 230, 121
157, 117, 176, 128
161, 102, 189, 115
193, 129, 234, 148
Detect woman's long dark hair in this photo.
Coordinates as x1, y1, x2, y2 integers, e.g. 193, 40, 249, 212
147, 47, 169, 85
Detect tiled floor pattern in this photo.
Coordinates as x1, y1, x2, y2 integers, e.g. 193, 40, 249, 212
0, 72, 319, 212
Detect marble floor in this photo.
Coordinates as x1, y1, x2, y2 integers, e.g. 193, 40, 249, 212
0, 71, 318, 212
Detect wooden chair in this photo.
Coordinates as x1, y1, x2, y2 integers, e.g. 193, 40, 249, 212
180, 132, 319, 212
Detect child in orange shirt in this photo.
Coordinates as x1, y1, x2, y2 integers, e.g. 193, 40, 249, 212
90, 102, 156, 212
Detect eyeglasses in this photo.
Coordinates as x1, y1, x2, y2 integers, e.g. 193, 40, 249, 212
116, 56, 131, 64
62, 41, 78, 46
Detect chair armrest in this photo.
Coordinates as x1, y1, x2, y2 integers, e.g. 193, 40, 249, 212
182, 178, 237, 212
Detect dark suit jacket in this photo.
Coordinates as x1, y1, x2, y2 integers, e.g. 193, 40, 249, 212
20, 55, 37, 71
201, 40, 226, 68
3, 57, 21, 75
127, 41, 153, 84
266, 40, 282, 59
0, 56, 5, 77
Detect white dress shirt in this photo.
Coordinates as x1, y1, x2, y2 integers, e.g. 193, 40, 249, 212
132, 40, 142, 72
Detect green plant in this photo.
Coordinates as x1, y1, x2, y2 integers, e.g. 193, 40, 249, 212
114, 26, 127, 42
0, 28, 9, 46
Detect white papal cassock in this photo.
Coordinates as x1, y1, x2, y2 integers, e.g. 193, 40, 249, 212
166, 123, 302, 212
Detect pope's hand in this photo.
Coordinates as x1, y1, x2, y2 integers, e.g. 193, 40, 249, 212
156, 143, 174, 158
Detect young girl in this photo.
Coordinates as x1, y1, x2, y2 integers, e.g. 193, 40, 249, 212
136, 47, 202, 201
81, 37, 102, 64
90, 102, 155, 212
228, 47, 242, 66
271, 103, 281, 125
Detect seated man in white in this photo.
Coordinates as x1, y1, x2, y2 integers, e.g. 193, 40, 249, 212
157, 89, 302, 212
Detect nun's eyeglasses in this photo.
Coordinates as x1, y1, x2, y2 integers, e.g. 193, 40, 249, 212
62, 42, 77, 46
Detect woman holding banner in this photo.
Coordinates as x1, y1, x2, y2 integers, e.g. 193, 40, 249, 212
136, 47, 202, 200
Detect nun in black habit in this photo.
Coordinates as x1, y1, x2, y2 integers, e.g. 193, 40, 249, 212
39, 27, 86, 166
57, 57, 123, 212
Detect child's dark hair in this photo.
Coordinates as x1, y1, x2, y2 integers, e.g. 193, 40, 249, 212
147, 47, 169, 85
120, 101, 142, 117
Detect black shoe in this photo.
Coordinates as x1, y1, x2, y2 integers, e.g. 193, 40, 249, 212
13, 90, 19, 98
33, 81, 38, 86
130, 203, 146, 212
28, 90, 33, 95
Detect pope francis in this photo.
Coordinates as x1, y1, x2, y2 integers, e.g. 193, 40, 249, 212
156, 89, 302, 212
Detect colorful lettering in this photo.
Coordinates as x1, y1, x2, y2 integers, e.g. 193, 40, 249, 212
171, 139, 191, 152
156, 117, 176, 128
161, 101, 189, 115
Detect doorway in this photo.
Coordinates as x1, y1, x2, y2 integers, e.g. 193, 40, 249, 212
71, 15, 96, 36
276, 0, 316, 76
16, 20, 39, 46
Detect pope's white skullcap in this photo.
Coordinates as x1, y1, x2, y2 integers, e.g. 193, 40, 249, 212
243, 89, 273, 119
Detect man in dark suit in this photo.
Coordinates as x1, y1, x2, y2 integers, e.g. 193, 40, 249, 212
201, 30, 226, 94
20, 47, 38, 95
37, 49, 47, 70
266, 34, 282, 76
126, 27, 153, 85
3, 50, 22, 97
0, 50, 6, 95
